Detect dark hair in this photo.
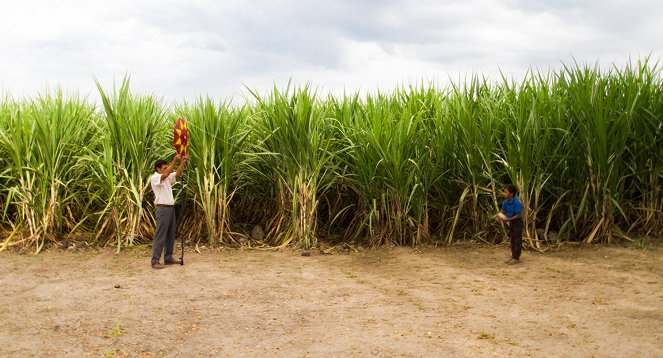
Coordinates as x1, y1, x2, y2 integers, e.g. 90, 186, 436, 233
154, 159, 168, 171
504, 184, 518, 196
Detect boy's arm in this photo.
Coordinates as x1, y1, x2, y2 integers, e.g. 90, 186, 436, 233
496, 202, 506, 221
507, 214, 521, 222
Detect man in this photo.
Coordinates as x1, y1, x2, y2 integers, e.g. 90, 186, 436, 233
150, 154, 187, 269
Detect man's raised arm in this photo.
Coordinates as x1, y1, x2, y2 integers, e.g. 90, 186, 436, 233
161, 154, 181, 181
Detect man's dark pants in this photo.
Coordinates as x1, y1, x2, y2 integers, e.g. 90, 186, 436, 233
509, 219, 523, 260
152, 206, 176, 265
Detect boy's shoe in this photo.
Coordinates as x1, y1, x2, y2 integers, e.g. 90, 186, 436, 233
165, 259, 181, 265
506, 259, 520, 265
151, 263, 166, 269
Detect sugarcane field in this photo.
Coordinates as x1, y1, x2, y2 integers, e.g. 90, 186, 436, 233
1, 60, 662, 357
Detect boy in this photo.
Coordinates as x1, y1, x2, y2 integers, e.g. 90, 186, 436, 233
496, 184, 523, 265
150, 154, 187, 269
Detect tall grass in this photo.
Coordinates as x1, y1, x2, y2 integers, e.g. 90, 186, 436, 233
0, 91, 96, 252
177, 97, 249, 246
495, 71, 572, 247
333, 88, 432, 246
624, 60, 663, 235
93, 77, 168, 250
247, 84, 338, 248
441, 77, 503, 243
0, 59, 661, 251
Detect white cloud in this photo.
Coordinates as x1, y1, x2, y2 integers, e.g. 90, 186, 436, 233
0, 0, 661, 103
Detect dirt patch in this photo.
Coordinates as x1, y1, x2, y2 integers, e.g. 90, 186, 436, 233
1, 243, 662, 357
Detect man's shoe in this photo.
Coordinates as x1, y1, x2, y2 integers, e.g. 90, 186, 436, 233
151, 263, 166, 269
507, 259, 520, 265
165, 259, 181, 265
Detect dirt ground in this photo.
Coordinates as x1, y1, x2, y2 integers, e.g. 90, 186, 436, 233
1, 241, 662, 357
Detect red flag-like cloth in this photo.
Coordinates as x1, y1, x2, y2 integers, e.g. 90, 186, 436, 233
173, 117, 189, 156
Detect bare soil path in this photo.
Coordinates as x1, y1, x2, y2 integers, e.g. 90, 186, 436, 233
1, 243, 661, 357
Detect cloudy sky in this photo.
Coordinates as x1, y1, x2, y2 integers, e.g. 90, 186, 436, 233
1, 0, 661, 103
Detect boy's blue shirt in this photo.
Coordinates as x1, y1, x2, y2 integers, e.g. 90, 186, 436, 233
501, 197, 523, 218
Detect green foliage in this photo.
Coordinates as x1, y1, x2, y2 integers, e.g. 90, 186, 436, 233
0, 91, 96, 252
333, 87, 432, 245
177, 97, 249, 246
0, 59, 661, 250
246, 83, 339, 248
93, 76, 168, 250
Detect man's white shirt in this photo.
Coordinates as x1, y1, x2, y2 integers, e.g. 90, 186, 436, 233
151, 172, 176, 205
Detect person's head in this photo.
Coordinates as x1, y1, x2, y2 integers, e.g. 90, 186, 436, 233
154, 159, 168, 173
502, 184, 518, 199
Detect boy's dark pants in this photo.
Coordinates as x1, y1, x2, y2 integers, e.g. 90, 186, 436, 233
152, 206, 176, 265
509, 219, 523, 260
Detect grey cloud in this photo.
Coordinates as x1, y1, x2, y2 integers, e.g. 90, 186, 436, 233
128, 2, 351, 72
1, 0, 661, 102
